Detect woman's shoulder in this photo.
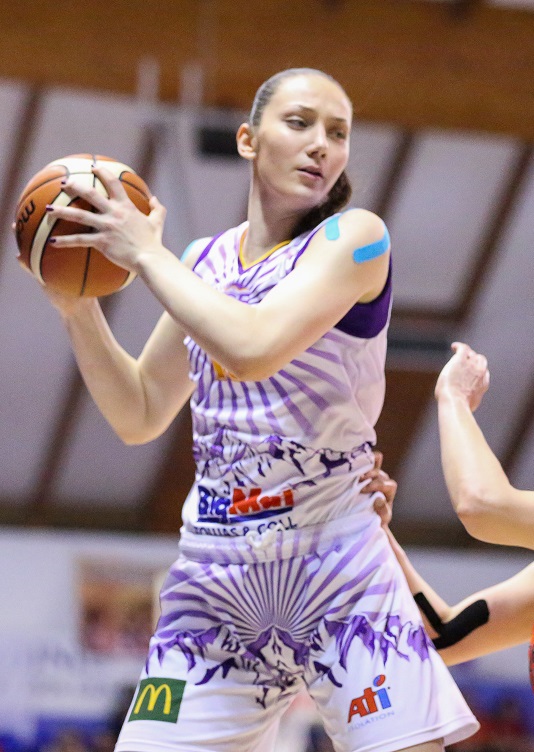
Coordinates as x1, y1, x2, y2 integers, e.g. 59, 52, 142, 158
181, 223, 247, 270
304, 208, 390, 262
328, 208, 387, 242
181, 236, 213, 269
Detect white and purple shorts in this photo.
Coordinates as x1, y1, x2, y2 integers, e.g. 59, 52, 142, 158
115, 515, 478, 752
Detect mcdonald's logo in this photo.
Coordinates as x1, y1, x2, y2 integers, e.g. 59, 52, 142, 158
128, 677, 186, 723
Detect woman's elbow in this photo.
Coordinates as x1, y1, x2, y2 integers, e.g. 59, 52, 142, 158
225, 353, 279, 382
455, 489, 507, 543
112, 420, 167, 446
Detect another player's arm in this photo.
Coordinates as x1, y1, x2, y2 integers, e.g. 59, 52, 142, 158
50, 241, 207, 445
136, 209, 390, 381
436, 344, 534, 550
438, 563, 534, 666
386, 528, 534, 665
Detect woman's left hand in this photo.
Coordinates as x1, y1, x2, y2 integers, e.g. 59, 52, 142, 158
45, 165, 167, 273
362, 450, 398, 527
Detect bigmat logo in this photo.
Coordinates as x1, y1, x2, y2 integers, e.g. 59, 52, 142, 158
228, 487, 294, 520
128, 678, 186, 723
348, 675, 392, 722
198, 485, 294, 524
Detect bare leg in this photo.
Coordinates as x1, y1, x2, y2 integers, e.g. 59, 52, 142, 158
397, 741, 444, 752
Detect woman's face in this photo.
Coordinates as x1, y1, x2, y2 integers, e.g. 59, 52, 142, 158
251, 74, 352, 211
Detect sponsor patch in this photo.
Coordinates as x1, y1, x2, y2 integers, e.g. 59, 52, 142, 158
198, 485, 294, 524
129, 677, 186, 723
348, 675, 393, 723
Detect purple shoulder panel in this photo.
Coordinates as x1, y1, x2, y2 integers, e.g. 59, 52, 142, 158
335, 260, 392, 339
192, 231, 225, 272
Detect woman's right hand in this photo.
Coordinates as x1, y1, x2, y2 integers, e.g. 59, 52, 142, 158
14, 221, 93, 317
42, 286, 96, 318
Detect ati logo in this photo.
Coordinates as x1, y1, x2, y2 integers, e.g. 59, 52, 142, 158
348, 675, 392, 722
228, 487, 294, 519
128, 678, 186, 723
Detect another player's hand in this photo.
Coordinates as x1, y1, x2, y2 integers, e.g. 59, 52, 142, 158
434, 342, 490, 412
42, 165, 167, 273
362, 451, 397, 527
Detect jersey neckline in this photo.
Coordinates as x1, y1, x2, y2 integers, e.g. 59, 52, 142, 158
238, 228, 291, 271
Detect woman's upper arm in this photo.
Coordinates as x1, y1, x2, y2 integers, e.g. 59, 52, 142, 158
241, 210, 390, 379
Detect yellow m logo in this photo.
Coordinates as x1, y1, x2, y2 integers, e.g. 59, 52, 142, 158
128, 677, 185, 723
134, 683, 172, 715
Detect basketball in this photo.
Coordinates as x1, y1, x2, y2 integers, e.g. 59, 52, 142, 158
15, 154, 152, 297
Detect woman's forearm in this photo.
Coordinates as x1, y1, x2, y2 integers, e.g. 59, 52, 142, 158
60, 299, 157, 443
437, 390, 518, 543
385, 528, 452, 624
136, 247, 260, 379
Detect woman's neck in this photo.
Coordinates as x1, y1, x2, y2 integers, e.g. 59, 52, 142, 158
243, 187, 305, 263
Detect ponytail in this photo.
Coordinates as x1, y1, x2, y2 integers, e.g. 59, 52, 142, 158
291, 170, 352, 239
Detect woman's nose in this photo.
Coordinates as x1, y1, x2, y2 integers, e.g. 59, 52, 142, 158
307, 125, 328, 157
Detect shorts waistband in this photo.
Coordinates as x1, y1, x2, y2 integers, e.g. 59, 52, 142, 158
177, 513, 379, 565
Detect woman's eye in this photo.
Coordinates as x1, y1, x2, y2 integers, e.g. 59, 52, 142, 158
287, 118, 307, 128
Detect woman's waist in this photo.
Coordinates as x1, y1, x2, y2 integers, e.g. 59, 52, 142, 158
178, 510, 383, 565
181, 464, 383, 552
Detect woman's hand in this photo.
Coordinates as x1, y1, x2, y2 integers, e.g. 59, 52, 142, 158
43, 165, 167, 273
362, 450, 398, 527
435, 342, 490, 412
14, 221, 92, 316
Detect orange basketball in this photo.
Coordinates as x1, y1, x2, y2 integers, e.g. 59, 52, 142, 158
15, 154, 152, 297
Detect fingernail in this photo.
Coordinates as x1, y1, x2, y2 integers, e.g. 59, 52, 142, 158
48, 237, 56, 244
60, 179, 67, 186
45, 205, 54, 212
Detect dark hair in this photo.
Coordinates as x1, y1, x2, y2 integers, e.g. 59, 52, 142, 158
249, 68, 353, 238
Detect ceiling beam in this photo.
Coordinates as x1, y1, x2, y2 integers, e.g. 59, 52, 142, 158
0, 86, 42, 270
392, 142, 534, 327
1, 1, 533, 139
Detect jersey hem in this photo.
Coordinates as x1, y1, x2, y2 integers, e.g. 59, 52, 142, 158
115, 714, 479, 752
347, 713, 480, 752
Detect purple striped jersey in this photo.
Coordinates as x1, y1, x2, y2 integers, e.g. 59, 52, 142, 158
182, 213, 392, 539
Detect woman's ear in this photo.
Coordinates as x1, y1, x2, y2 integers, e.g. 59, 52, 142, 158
236, 123, 257, 161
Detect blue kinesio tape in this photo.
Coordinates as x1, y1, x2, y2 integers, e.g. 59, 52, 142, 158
324, 215, 341, 241
324, 214, 390, 263
353, 226, 390, 264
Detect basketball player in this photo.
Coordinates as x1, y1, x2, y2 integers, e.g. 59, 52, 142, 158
366, 343, 534, 686
31, 69, 478, 751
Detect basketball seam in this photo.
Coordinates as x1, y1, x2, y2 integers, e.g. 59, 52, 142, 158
79, 165, 98, 296
18, 159, 147, 295
31, 189, 62, 271
17, 170, 150, 208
